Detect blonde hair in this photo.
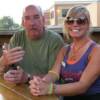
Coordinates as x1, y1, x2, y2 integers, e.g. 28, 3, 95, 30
63, 5, 91, 41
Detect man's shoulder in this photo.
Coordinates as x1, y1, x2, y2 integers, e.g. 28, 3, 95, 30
44, 29, 64, 46
13, 29, 26, 38
45, 29, 63, 40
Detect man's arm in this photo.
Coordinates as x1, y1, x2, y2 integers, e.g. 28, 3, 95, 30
0, 56, 7, 75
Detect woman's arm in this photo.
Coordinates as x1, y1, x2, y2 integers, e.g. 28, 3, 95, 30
43, 47, 66, 83
29, 46, 67, 96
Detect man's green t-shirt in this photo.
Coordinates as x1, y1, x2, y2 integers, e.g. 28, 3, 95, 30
9, 29, 64, 75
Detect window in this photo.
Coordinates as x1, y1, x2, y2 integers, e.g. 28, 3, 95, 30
50, 11, 54, 19
62, 9, 68, 17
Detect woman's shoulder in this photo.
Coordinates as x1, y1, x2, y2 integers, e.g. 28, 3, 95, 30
86, 42, 100, 62
90, 42, 100, 56
92, 43, 100, 50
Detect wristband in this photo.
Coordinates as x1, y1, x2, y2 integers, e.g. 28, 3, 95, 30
48, 70, 59, 80
48, 83, 53, 95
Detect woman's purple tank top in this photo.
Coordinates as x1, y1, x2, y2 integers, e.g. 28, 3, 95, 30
60, 42, 100, 95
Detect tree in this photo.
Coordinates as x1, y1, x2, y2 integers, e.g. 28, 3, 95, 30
0, 16, 21, 30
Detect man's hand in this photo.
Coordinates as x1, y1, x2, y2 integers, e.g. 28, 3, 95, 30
4, 66, 29, 84
2, 47, 25, 66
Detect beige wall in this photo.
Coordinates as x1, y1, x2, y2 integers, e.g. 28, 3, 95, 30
55, 4, 74, 25
51, 4, 78, 25
49, 7, 55, 25
87, 3, 98, 27
97, 2, 100, 26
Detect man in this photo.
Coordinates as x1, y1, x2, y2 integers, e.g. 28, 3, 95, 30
0, 5, 64, 84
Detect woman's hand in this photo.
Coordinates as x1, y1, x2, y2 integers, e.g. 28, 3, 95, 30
29, 76, 51, 96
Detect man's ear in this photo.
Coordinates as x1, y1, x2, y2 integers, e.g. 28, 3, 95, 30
42, 16, 45, 24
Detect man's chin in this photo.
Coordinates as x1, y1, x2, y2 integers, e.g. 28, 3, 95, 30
29, 35, 41, 40
27, 31, 43, 40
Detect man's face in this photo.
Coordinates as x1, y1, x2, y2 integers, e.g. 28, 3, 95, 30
22, 7, 45, 40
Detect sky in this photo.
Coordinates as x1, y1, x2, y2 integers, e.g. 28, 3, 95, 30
0, 0, 99, 24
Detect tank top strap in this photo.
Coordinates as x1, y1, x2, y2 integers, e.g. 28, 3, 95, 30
63, 42, 96, 62
63, 45, 70, 60
66, 45, 70, 55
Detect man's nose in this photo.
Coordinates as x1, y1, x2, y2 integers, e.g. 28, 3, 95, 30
29, 18, 36, 25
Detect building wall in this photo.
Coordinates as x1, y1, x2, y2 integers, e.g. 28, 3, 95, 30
50, 7, 55, 25
55, 4, 73, 25
50, 4, 78, 25
44, 11, 50, 25
86, 3, 98, 27
45, 1, 100, 27
97, 2, 100, 26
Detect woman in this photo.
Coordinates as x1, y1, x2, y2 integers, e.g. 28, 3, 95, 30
29, 6, 100, 100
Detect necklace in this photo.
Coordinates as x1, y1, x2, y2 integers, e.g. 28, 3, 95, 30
68, 39, 89, 62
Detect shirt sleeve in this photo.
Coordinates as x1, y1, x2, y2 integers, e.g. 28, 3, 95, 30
48, 34, 64, 70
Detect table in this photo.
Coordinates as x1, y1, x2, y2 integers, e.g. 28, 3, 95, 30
0, 77, 58, 100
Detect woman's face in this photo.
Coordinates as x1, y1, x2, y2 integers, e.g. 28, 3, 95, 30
65, 13, 89, 39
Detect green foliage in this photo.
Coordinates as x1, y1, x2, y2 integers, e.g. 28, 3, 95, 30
0, 16, 21, 30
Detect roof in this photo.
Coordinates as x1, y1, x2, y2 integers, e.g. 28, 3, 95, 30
47, 25, 63, 33
0, 30, 18, 35
55, 0, 99, 4
0, 26, 100, 36
90, 27, 100, 33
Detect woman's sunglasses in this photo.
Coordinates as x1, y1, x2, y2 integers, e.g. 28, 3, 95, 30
65, 16, 88, 25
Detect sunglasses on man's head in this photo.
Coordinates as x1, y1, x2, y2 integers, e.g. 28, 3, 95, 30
65, 16, 88, 25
